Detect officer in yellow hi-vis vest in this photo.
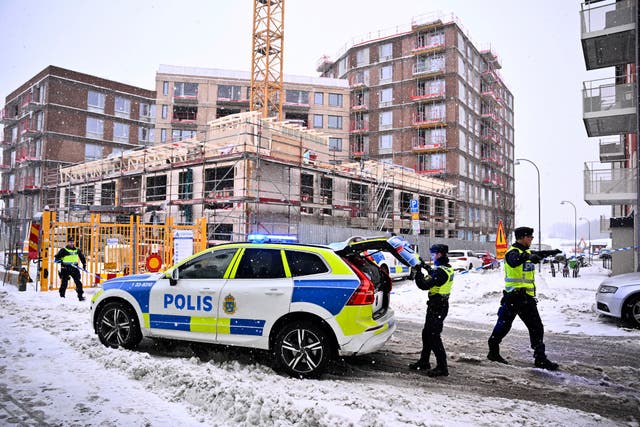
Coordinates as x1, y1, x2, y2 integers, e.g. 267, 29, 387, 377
409, 244, 454, 377
487, 226, 562, 370
54, 237, 87, 301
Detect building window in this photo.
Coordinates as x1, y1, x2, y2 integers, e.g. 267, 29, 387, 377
172, 129, 196, 142
320, 176, 332, 216
379, 134, 392, 153
379, 42, 392, 61
379, 88, 392, 107
380, 65, 392, 83
85, 143, 103, 161
86, 117, 104, 139
285, 90, 309, 105
313, 114, 323, 128
87, 91, 105, 113
400, 192, 412, 219
301, 173, 314, 214
146, 175, 167, 201
419, 195, 430, 220
172, 105, 197, 122
327, 115, 342, 129
140, 103, 156, 121
380, 111, 392, 130
114, 96, 131, 118
79, 185, 95, 205
160, 128, 167, 142
314, 92, 324, 105
217, 85, 243, 101
113, 122, 129, 143
174, 82, 198, 98
356, 48, 369, 67
162, 81, 169, 95
178, 169, 194, 200
348, 182, 368, 217
209, 223, 233, 241
138, 127, 155, 144
101, 182, 116, 205
329, 137, 342, 151
204, 166, 234, 203
162, 105, 168, 119
328, 93, 343, 107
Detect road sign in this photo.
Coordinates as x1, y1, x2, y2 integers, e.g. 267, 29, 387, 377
410, 199, 418, 213
495, 220, 508, 259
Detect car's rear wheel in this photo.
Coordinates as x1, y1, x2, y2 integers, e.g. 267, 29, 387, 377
96, 301, 142, 349
273, 321, 331, 378
623, 295, 640, 329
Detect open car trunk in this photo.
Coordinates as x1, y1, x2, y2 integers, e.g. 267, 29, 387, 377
332, 236, 419, 319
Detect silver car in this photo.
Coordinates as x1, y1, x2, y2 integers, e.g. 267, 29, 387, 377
596, 272, 640, 328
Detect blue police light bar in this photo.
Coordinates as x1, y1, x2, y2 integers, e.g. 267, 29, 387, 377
247, 234, 298, 243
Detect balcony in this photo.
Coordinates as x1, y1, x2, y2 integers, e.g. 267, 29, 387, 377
583, 77, 637, 137
599, 137, 626, 162
411, 87, 445, 102
481, 128, 501, 144
22, 92, 44, 112
349, 74, 370, 88
412, 136, 446, 152
412, 112, 446, 128
580, 0, 636, 70
412, 64, 444, 77
0, 108, 18, 125
350, 120, 369, 133
16, 176, 40, 192
584, 161, 637, 205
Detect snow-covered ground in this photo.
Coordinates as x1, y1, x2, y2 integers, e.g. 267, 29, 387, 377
1, 262, 638, 426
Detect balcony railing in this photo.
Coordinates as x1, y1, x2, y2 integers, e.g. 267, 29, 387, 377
583, 77, 637, 136
583, 161, 637, 205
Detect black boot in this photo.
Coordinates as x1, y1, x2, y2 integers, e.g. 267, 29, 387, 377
409, 360, 431, 371
487, 342, 508, 364
426, 366, 449, 377
534, 357, 559, 371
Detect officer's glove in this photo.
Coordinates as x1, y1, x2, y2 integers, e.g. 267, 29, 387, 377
528, 254, 542, 264
54, 259, 61, 264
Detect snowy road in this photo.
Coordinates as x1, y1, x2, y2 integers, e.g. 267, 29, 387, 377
1, 274, 639, 426
332, 319, 640, 424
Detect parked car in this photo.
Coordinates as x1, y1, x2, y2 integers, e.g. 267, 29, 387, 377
596, 272, 640, 329
91, 235, 414, 378
473, 251, 498, 269
448, 250, 484, 271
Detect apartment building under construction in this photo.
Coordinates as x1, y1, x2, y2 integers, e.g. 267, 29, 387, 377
57, 112, 457, 243
318, 13, 515, 241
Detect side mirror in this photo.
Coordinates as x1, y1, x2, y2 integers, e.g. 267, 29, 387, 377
170, 268, 179, 286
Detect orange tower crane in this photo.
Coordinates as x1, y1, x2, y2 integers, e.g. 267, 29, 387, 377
250, 0, 285, 121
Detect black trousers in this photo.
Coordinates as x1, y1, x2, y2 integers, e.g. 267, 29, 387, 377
60, 266, 83, 298
489, 290, 546, 359
419, 296, 449, 368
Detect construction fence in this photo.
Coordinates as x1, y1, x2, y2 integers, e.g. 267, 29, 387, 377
35, 211, 206, 292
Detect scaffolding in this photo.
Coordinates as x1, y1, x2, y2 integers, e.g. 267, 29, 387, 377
57, 112, 457, 244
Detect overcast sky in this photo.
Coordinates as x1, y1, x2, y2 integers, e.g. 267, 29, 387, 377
0, 0, 612, 242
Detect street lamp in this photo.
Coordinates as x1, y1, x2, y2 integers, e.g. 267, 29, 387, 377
579, 216, 591, 264
515, 158, 541, 254
561, 200, 577, 257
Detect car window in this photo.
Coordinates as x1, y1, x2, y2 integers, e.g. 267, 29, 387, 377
448, 251, 465, 257
285, 250, 329, 276
179, 248, 237, 279
235, 248, 285, 279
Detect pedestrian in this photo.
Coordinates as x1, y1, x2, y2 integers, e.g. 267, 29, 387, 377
409, 244, 454, 377
18, 267, 31, 292
54, 237, 87, 301
487, 226, 562, 370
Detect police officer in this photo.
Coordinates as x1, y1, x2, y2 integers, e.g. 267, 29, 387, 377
54, 237, 87, 301
487, 226, 561, 370
409, 244, 454, 377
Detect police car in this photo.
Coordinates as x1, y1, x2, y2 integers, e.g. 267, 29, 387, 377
90, 235, 418, 378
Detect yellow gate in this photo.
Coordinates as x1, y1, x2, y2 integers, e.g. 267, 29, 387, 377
38, 212, 206, 291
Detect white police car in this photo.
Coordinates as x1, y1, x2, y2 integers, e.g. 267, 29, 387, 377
90, 235, 417, 378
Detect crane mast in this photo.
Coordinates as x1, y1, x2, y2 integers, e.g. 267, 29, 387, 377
250, 0, 285, 121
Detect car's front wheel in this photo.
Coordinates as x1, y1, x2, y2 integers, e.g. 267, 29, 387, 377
623, 295, 640, 329
96, 301, 142, 349
273, 321, 332, 378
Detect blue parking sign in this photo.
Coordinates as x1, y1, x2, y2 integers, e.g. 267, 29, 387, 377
410, 199, 419, 213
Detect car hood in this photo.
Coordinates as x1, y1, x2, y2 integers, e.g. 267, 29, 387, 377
599, 272, 640, 288
330, 235, 420, 267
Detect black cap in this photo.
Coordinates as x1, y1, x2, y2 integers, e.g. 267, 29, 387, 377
429, 244, 448, 254
514, 227, 534, 239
